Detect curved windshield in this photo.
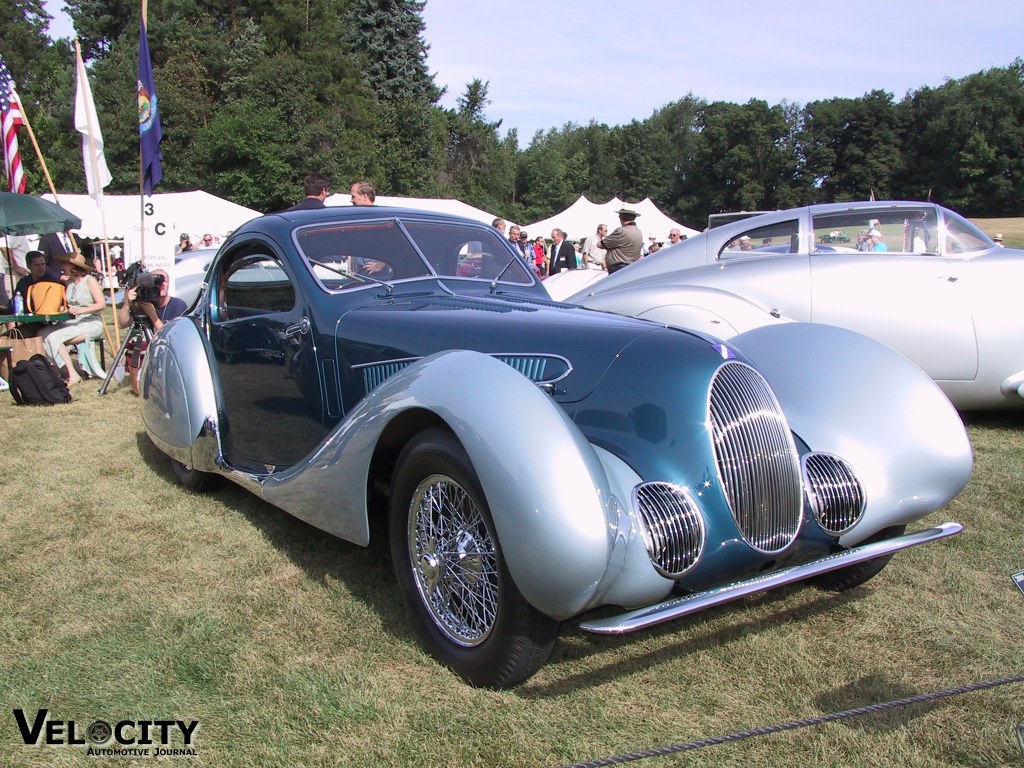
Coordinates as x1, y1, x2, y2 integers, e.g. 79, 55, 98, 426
402, 220, 534, 284
294, 218, 534, 289
942, 209, 995, 255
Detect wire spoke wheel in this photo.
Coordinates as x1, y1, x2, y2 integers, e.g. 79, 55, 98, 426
409, 474, 499, 646
389, 428, 558, 688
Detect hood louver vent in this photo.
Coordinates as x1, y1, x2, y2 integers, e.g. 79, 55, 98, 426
358, 354, 571, 393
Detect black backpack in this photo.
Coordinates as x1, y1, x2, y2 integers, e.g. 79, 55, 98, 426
9, 354, 72, 406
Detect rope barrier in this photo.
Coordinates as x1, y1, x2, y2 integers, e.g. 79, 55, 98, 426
562, 672, 1024, 768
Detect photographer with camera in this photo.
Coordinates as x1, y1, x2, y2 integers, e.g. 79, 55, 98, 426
114, 266, 186, 393
116, 267, 185, 334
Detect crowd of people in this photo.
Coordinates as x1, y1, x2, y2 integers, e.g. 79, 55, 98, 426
1, 230, 186, 392
491, 210, 687, 277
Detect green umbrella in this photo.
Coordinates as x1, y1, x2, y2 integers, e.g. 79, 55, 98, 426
1, 193, 83, 306
0, 192, 82, 235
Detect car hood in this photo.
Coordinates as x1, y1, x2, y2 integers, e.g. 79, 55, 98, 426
568, 240, 711, 303
333, 291, 706, 403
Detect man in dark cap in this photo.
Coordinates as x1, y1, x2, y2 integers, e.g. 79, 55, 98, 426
598, 207, 643, 274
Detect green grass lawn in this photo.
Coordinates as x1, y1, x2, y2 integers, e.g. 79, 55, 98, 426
1, 381, 1023, 767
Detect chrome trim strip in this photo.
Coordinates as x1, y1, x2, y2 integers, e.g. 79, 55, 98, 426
355, 353, 573, 390
579, 522, 962, 634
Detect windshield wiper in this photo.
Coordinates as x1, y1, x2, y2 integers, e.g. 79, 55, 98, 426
309, 258, 393, 296
489, 257, 520, 294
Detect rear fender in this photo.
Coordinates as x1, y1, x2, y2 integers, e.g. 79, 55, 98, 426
729, 323, 972, 544
139, 317, 223, 473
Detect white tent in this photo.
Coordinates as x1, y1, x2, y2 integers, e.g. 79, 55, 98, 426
522, 195, 698, 244
325, 193, 509, 227
43, 191, 261, 273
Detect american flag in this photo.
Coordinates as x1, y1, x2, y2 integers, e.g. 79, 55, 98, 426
0, 54, 27, 193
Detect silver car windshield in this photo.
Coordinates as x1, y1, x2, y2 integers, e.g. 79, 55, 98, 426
942, 209, 995, 254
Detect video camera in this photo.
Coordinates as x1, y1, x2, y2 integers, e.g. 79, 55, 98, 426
124, 262, 165, 305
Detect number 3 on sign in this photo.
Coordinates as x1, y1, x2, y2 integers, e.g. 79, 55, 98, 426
145, 202, 154, 216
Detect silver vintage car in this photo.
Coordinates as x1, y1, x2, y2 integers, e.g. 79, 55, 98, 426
564, 201, 1022, 409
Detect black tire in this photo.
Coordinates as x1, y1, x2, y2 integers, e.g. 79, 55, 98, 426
389, 428, 558, 688
808, 525, 907, 592
171, 458, 224, 493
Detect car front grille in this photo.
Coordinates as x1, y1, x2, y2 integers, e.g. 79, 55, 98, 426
802, 453, 865, 535
708, 362, 802, 553
634, 482, 705, 577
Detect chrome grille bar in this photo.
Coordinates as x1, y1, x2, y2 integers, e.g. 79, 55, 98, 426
803, 453, 865, 535
634, 483, 705, 577
709, 362, 802, 553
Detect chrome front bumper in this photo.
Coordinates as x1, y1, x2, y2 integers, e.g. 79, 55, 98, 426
579, 522, 962, 634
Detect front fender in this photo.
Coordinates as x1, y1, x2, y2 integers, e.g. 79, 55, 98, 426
262, 350, 621, 619
729, 323, 972, 544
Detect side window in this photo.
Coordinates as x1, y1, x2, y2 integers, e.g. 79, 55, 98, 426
218, 251, 295, 321
812, 209, 938, 255
719, 220, 799, 259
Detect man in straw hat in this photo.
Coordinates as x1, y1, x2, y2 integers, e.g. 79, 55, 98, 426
598, 206, 644, 274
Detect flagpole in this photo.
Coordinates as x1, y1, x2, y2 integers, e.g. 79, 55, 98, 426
5, 65, 85, 263
75, 39, 120, 348
139, 0, 149, 267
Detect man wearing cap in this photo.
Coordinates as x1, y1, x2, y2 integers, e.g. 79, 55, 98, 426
598, 208, 644, 274
867, 228, 888, 252
993, 233, 1005, 247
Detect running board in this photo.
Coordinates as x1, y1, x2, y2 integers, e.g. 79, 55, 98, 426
579, 522, 962, 635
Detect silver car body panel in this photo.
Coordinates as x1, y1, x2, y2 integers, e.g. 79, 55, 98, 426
566, 201, 1024, 409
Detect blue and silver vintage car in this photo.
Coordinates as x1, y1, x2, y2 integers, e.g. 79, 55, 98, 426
139, 206, 972, 687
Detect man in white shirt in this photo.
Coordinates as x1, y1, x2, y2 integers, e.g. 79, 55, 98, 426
581, 224, 607, 270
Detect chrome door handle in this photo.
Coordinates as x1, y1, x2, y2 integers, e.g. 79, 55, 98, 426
285, 317, 310, 337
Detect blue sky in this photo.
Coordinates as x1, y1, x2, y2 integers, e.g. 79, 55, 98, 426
44, 0, 1023, 144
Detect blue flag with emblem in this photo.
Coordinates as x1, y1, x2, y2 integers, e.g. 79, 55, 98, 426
137, 18, 162, 196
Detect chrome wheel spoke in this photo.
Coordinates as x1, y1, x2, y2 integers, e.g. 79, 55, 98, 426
409, 474, 499, 647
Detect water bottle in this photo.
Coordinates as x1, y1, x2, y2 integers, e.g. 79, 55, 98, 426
12, 291, 24, 315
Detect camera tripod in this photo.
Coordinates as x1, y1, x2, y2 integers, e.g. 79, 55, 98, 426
98, 314, 153, 395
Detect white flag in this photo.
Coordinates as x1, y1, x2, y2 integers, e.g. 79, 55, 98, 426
74, 45, 112, 201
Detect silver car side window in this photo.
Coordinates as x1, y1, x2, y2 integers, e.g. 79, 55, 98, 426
719, 220, 799, 259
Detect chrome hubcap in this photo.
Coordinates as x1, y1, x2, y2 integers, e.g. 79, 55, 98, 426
408, 474, 498, 647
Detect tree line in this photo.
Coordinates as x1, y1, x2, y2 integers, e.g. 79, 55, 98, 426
5, 0, 1023, 229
